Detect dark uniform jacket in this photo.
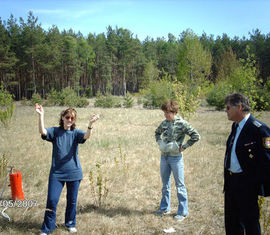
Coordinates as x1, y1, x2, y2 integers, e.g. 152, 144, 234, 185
224, 114, 270, 196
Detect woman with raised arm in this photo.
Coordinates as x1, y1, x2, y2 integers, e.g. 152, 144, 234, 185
35, 104, 99, 235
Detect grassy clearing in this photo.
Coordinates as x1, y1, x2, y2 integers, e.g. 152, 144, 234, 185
0, 102, 270, 234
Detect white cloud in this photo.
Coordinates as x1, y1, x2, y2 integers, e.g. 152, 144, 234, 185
31, 8, 99, 19
30, 9, 65, 15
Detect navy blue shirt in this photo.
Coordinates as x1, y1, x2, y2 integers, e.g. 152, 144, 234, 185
42, 127, 86, 181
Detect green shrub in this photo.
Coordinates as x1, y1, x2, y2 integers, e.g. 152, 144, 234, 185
199, 80, 214, 98
253, 87, 270, 111
30, 93, 43, 106
94, 93, 121, 108
45, 88, 89, 107
172, 82, 201, 119
142, 79, 200, 118
206, 81, 233, 110
206, 79, 270, 112
143, 80, 174, 108
76, 96, 89, 107
206, 46, 264, 111
123, 93, 134, 108
94, 94, 113, 108
59, 87, 78, 106
89, 162, 109, 207
46, 88, 62, 106
0, 85, 15, 127
114, 144, 129, 174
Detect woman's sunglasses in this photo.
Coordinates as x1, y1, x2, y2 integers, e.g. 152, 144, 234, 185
65, 116, 75, 121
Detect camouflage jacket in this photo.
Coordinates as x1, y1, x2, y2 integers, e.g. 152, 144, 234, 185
155, 115, 200, 156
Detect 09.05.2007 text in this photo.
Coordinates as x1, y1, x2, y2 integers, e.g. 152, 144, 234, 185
0, 199, 38, 208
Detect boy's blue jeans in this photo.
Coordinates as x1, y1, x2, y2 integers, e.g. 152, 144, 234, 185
41, 178, 81, 233
160, 155, 188, 216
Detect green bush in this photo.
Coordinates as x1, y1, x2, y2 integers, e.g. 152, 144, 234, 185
172, 82, 201, 119
206, 46, 265, 111
89, 162, 109, 207
0, 84, 15, 127
76, 96, 90, 107
143, 80, 174, 108
206, 81, 233, 110
45, 87, 89, 107
122, 93, 134, 108
59, 87, 78, 106
252, 87, 270, 111
206, 79, 270, 112
94, 93, 121, 108
199, 80, 214, 98
142, 79, 200, 118
46, 88, 62, 106
30, 93, 43, 106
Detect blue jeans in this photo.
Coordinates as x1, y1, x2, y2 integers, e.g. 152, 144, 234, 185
41, 178, 81, 233
160, 155, 188, 216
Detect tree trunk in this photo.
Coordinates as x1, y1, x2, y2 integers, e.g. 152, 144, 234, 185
32, 52, 36, 93
17, 72, 21, 100
122, 66, 126, 96
42, 74, 45, 98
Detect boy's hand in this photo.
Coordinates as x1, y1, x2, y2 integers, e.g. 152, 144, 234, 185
179, 145, 185, 152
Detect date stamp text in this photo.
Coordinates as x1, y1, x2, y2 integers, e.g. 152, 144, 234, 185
0, 199, 38, 208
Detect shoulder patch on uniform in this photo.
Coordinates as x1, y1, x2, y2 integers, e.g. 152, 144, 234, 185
253, 120, 262, 127
263, 137, 270, 149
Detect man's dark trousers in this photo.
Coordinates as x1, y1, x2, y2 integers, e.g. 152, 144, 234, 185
224, 170, 261, 235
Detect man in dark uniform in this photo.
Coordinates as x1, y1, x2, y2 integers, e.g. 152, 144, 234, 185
224, 92, 270, 235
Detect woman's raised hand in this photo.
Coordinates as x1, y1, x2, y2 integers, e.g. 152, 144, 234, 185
90, 114, 99, 124
35, 103, 44, 115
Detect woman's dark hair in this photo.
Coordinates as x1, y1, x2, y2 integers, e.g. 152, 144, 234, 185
59, 108, 77, 130
225, 93, 251, 112
161, 100, 179, 113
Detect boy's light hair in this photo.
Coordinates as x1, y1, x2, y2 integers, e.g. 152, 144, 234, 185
161, 100, 179, 113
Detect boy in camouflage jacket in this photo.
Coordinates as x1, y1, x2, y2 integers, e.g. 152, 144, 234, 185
155, 100, 200, 221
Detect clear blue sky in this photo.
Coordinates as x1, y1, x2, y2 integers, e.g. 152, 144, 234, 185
0, 0, 269, 41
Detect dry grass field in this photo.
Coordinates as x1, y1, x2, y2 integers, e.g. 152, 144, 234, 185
0, 101, 270, 235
